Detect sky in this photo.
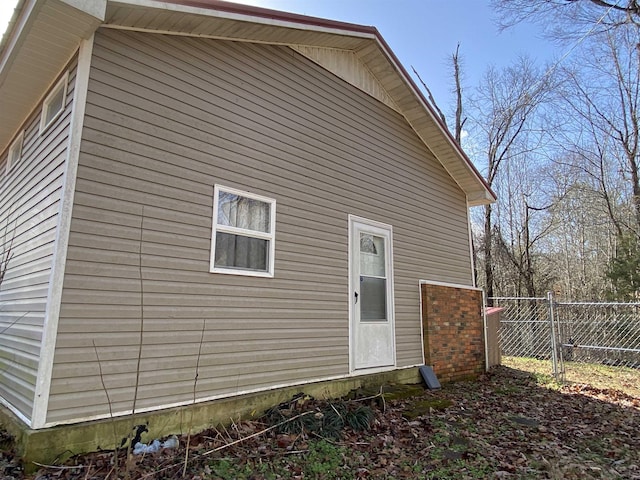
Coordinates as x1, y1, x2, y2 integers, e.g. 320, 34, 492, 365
0, 0, 560, 115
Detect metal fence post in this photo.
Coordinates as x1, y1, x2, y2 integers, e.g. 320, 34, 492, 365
547, 291, 559, 381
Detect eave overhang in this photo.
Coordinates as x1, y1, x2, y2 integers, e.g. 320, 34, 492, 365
0, 0, 105, 152
0, 0, 495, 205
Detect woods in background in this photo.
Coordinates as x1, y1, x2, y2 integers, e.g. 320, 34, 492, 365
438, 1, 640, 301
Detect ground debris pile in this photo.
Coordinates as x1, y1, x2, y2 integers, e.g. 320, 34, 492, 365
1, 365, 638, 479
263, 393, 375, 439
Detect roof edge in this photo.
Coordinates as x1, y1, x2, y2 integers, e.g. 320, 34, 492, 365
371, 33, 496, 203
158, 0, 378, 35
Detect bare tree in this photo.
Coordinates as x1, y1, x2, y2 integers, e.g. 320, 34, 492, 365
554, 28, 640, 236
492, 0, 640, 38
452, 43, 467, 144
539, 159, 618, 299
470, 57, 554, 301
491, 154, 557, 298
413, 43, 466, 144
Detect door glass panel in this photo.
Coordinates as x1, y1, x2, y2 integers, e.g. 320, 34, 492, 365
360, 234, 385, 277
359, 233, 387, 322
360, 276, 387, 321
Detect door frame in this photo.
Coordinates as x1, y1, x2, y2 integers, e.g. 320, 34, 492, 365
348, 214, 396, 373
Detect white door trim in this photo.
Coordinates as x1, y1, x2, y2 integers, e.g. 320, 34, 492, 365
348, 215, 396, 372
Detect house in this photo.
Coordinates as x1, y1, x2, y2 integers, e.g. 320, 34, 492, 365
0, 0, 495, 462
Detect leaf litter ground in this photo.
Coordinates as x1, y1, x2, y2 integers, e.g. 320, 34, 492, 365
3, 364, 639, 479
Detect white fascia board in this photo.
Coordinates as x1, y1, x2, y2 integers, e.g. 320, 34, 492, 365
467, 189, 497, 207
109, 0, 377, 39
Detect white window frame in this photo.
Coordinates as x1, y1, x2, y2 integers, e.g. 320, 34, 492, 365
40, 72, 69, 134
210, 185, 276, 277
7, 131, 24, 173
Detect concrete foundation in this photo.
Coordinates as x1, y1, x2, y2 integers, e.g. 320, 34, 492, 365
0, 367, 421, 470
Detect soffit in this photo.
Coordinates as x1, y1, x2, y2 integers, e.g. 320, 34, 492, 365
0, 0, 104, 152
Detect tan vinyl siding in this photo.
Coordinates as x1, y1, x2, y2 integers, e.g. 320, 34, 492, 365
48, 30, 471, 424
0, 60, 76, 422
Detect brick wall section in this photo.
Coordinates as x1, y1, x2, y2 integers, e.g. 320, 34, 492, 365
421, 284, 485, 383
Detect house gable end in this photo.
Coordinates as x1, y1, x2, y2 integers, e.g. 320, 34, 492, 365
291, 45, 400, 114
0, 0, 495, 205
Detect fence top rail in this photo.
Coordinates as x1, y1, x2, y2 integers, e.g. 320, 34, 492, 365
490, 296, 640, 307
490, 297, 547, 301
555, 302, 640, 307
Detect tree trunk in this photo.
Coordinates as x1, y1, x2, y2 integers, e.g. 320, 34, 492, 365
484, 204, 495, 304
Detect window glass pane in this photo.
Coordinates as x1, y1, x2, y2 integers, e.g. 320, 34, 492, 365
360, 276, 387, 321
360, 234, 385, 277
9, 141, 21, 166
217, 192, 270, 233
215, 232, 268, 271
45, 88, 64, 125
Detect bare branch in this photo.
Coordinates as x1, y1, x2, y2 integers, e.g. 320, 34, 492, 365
411, 66, 446, 125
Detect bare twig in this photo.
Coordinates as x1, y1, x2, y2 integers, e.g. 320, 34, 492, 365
351, 391, 385, 403
93, 341, 120, 477
201, 411, 314, 455
92, 342, 116, 421
182, 319, 206, 477
31, 462, 87, 470
0, 312, 28, 336
131, 205, 145, 416
140, 411, 315, 479
125, 206, 146, 477
411, 65, 447, 126
379, 386, 386, 413
83, 461, 93, 480
0, 218, 16, 288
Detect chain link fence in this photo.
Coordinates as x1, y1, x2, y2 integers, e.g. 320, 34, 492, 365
490, 295, 640, 382
556, 302, 640, 368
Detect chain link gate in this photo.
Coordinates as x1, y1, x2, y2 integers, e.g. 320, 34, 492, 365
490, 293, 564, 381
491, 294, 640, 382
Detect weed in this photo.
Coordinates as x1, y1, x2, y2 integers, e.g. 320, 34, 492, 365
304, 439, 346, 479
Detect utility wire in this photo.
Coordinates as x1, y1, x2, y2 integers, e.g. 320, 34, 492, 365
524, 1, 619, 99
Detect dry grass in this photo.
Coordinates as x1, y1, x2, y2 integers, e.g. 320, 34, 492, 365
502, 356, 640, 397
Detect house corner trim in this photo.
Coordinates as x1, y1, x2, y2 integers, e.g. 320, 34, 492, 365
31, 34, 95, 429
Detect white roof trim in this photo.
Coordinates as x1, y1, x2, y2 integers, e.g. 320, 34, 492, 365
111, 0, 377, 38
0, 0, 495, 204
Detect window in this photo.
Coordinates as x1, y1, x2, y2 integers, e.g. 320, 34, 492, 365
210, 185, 276, 277
7, 131, 24, 173
40, 73, 68, 133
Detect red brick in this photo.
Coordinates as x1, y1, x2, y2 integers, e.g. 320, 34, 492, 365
421, 284, 485, 383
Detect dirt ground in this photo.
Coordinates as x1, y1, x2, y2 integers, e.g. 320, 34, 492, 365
1, 364, 639, 479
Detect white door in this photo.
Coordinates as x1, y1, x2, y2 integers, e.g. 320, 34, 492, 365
349, 216, 395, 370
